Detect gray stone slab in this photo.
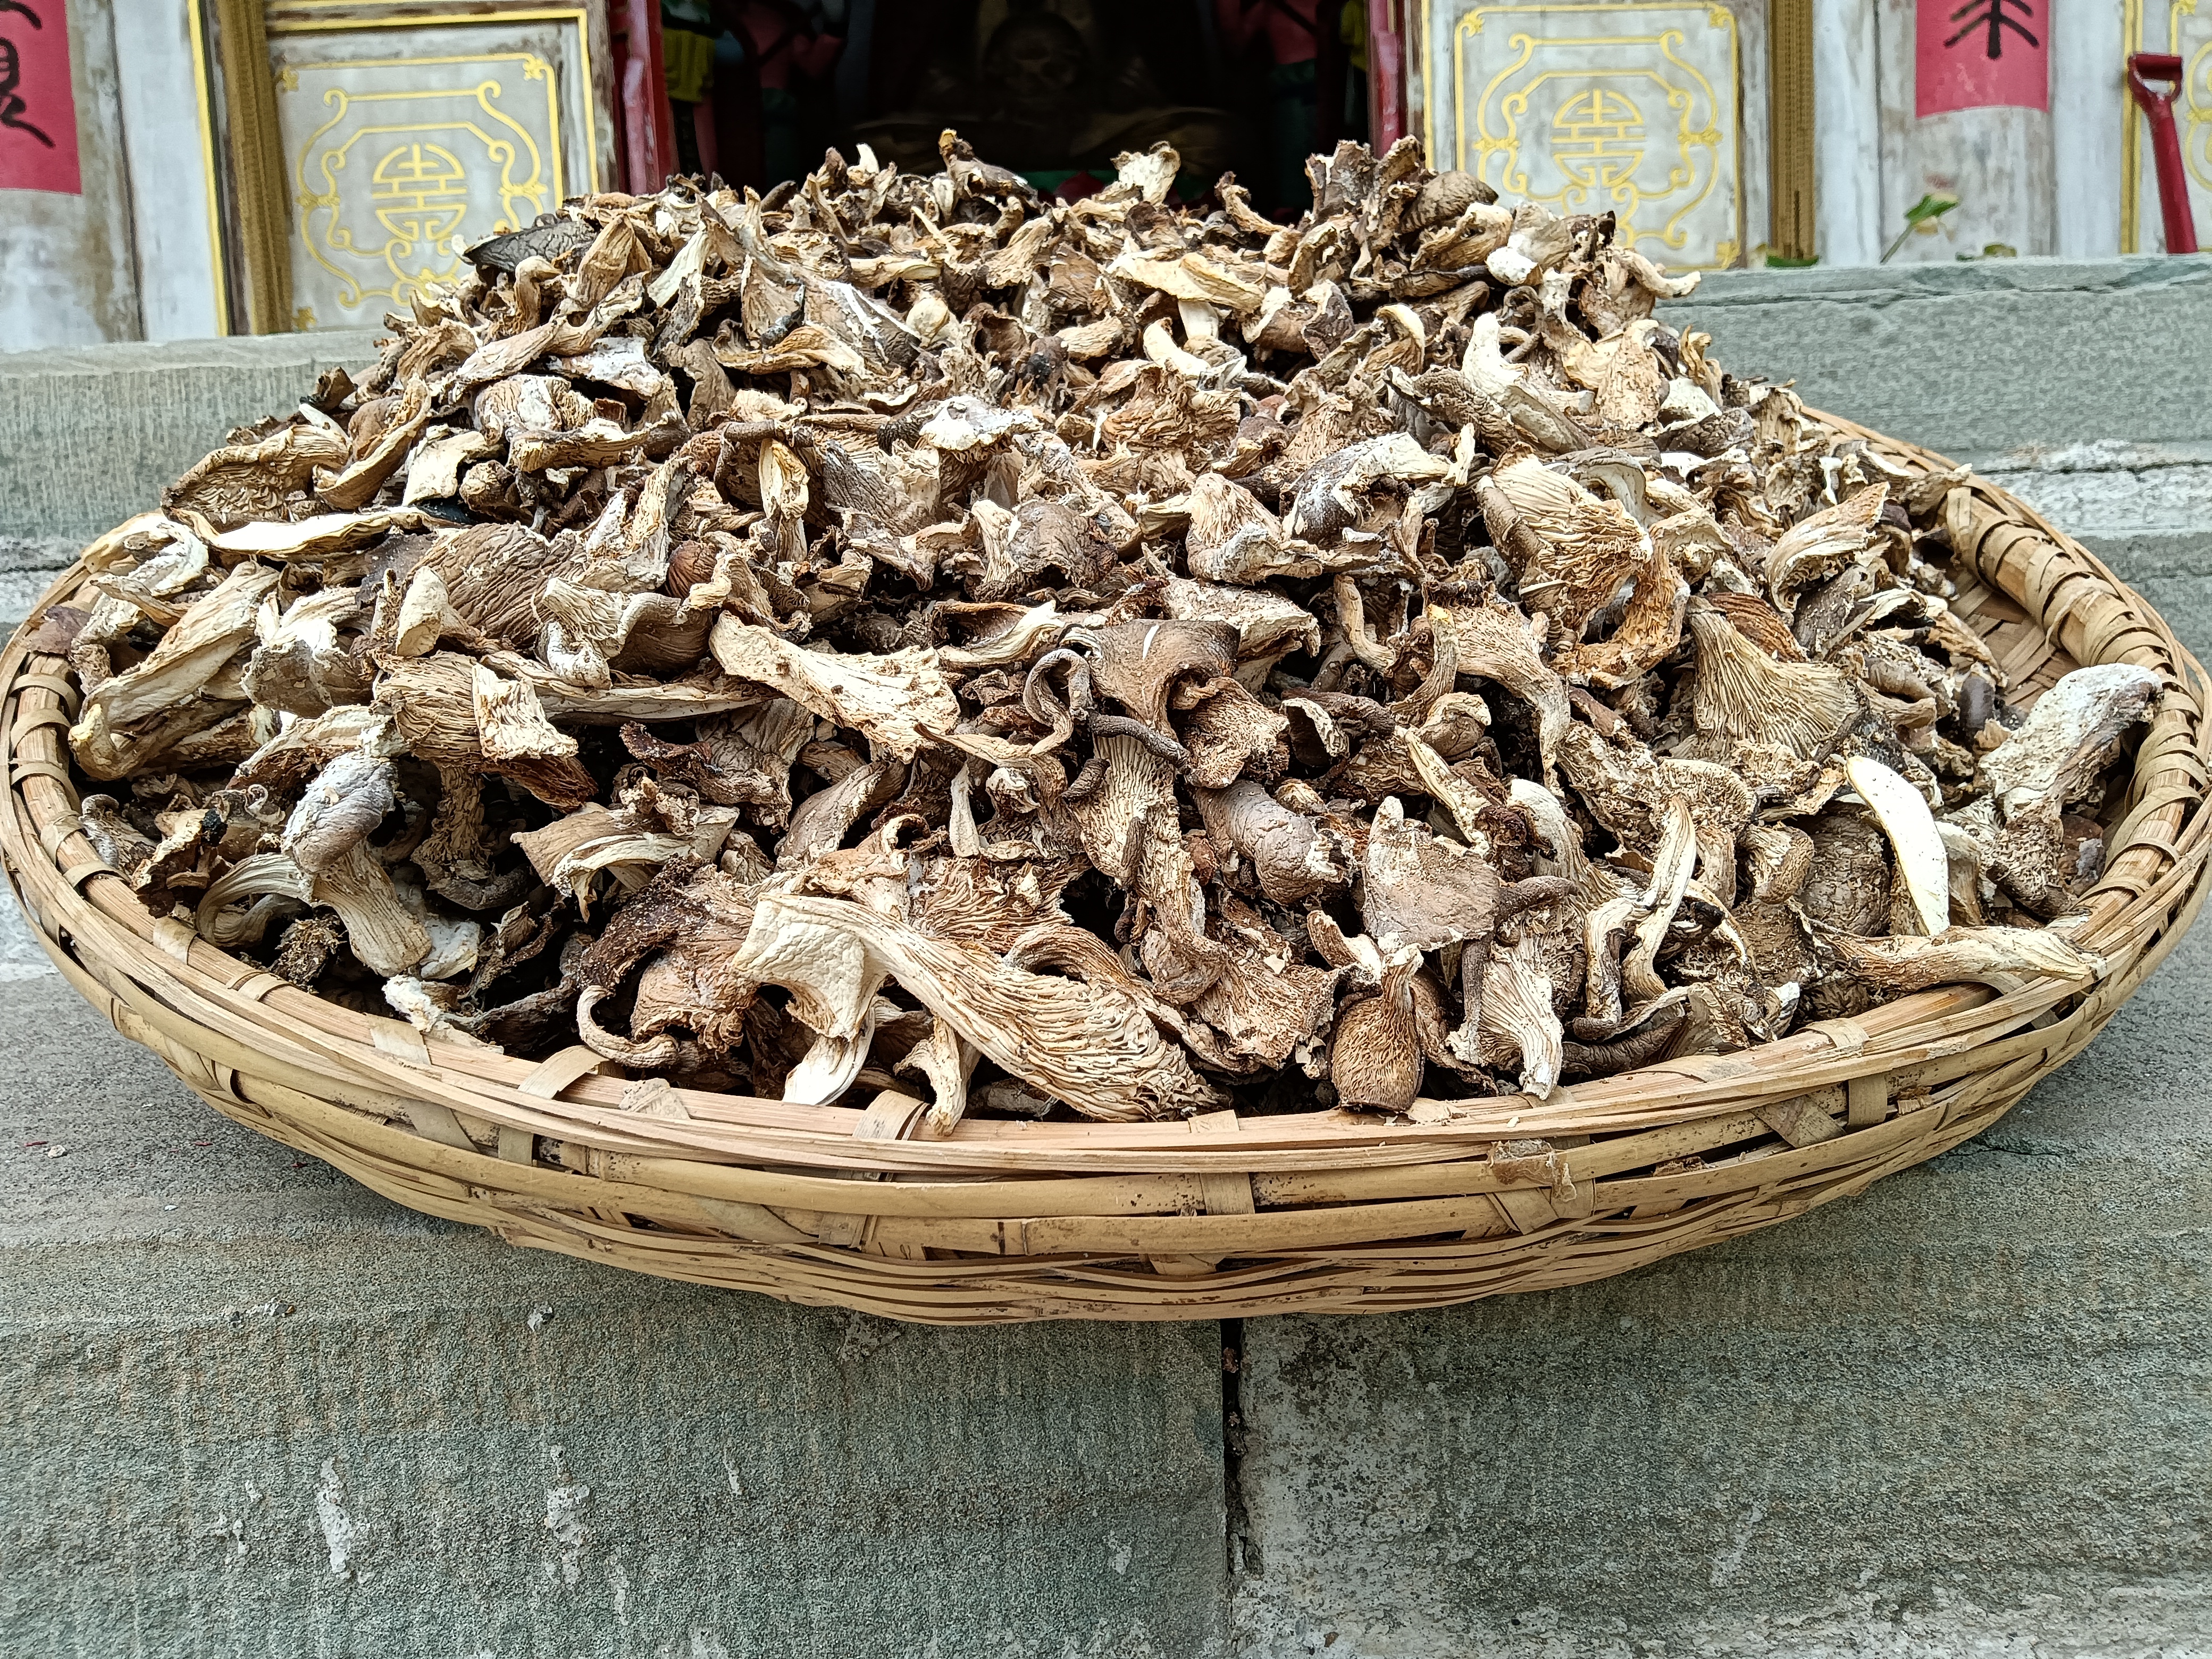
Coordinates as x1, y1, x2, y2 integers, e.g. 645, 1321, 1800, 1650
1963, 447, 2212, 666
1665, 257, 2212, 458
2084, 532, 2212, 669
0, 979, 1229, 1659
1981, 448, 2212, 541
0, 540, 75, 637
0, 534, 80, 573
0, 332, 382, 542
0, 889, 57, 983
0, 571, 59, 637
1231, 920, 2212, 1658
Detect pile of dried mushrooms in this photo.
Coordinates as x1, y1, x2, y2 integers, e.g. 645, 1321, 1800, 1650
44, 136, 2159, 1128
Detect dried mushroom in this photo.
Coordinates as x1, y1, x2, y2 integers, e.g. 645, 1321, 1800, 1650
50, 135, 2154, 1128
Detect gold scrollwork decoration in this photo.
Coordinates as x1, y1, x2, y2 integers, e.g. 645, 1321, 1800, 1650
1449, 4, 1739, 268
2176, 4, 2212, 196
286, 54, 562, 313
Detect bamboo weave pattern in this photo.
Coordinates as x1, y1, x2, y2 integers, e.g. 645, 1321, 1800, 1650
4, 413, 2203, 1322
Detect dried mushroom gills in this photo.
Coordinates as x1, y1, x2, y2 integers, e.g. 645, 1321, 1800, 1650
51, 132, 2156, 1130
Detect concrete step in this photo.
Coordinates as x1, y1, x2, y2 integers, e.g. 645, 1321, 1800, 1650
0, 535, 76, 640
0, 974, 1229, 1658
1230, 918, 2212, 1657
1662, 256, 2212, 462
0, 332, 380, 545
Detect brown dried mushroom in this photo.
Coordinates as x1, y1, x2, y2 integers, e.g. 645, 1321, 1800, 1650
51, 136, 2146, 1125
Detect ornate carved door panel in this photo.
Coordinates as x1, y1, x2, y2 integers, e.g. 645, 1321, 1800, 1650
1410, 0, 1771, 269
195, 0, 617, 332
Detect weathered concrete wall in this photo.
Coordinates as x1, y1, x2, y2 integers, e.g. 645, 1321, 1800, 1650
4, 258, 2212, 1657
1666, 257, 2212, 460
0, 332, 380, 546
0, 979, 1229, 1659
1230, 920, 2212, 1655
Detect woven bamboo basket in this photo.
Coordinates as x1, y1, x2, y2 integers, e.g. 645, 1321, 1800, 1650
5, 413, 2206, 1323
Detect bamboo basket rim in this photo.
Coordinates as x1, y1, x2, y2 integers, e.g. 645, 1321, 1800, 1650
4, 410, 2206, 1321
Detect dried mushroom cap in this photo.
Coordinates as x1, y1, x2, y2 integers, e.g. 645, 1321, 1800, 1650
1087, 619, 1240, 735
60, 133, 2086, 1122
1364, 798, 1514, 952
1825, 926, 2100, 994
1185, 472, 1308, 584
1764, 484, 1886, 611
375, 653, 596, 807
1445, 600, 1570, 783
1799, 813, 1892, 939
709, 618, 958, 762
166, 423, 349, 530
1703, 590, 1803, 661
1474, 933, 1564, 1097
996, 493, 1119, 589
1193, 780, 1350, 907
1161, 576, 1321, 665
1283, 434, 1451, 546
281, 749, 395, 877
780, 758, 905, 869
514, 799, 734, 915
1409, 168, 1499, 232
1742, 822, 1814, 903
1329, 957, 1423, 1112
1482, 457, 1647, 638
1686, 601, 1858, 759
70, 559, 277, 777
210, 508, 431, 562
629, 702, 812, 822
1976, 664, 2160, 816
734, 892, 1222, 1121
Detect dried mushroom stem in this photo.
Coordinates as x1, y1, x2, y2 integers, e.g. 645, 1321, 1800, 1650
1622, 798, 1698, 1006
900, 1017, 980, 1139
1845, 756, 1950, 936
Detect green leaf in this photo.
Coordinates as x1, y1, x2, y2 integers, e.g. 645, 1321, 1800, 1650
1903, 192, 1961, 227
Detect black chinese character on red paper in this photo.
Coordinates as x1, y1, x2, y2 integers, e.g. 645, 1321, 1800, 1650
1, 0, 56, 150
1946, 0, 2037, 62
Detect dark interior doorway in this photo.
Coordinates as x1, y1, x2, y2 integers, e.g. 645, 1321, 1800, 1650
650, 0, 1374, 220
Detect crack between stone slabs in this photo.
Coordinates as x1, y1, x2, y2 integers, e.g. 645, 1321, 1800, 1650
1220, 1316, 1262, 1580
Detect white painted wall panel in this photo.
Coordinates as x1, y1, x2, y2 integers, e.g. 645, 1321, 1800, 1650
1812, 0, 1883, 264
2050, 0, 2123, 257
113, 0, 225, 341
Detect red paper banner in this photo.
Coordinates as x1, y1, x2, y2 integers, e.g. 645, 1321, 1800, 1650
1918, 0, 2047, 116
0, 0, 80, 195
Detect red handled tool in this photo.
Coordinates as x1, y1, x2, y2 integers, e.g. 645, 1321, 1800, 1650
2128, 52, 2199, 255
